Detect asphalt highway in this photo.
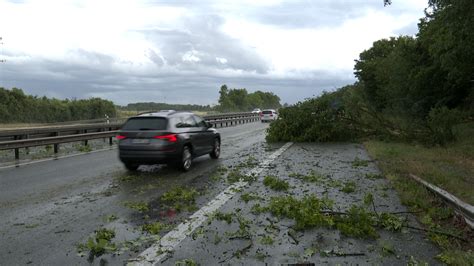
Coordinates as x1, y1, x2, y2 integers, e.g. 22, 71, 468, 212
0, 122, 270, 265
0, 121, 440, 265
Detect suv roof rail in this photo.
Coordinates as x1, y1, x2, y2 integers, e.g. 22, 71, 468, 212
137, 110, 159, 115
136, 110, 194, 117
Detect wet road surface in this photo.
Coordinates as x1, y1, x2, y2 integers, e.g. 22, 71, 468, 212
0, 123, 440, 265
161, 143, 440, 265
0, 122, 270, 265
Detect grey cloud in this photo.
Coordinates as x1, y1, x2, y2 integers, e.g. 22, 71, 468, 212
2, 1, 377, 106
71, 49, 115, 66
141, 15, 269, 74
245, 1, 371, 29
1, 53, 354, 106
228, 1, 425, 31
146, 49, 165, 67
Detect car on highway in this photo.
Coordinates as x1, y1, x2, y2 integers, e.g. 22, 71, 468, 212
260, 109, 278, 122
251, 108, 261, 114
116, 111, 220, 171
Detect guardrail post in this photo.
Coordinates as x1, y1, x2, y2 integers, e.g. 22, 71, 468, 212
25, 134, 30, 154
54, 132, 59, 154
109, 127, 113, 145
83, 130, 88, 146
13, 135, 20, 160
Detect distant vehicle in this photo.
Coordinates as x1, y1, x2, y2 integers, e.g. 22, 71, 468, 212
116, 111, 220, 171
260, 109, 278, 122
251, 108, 261, 114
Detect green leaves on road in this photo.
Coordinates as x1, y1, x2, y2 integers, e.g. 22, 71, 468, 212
161, 186, 199, 212
263, 175, 289, 191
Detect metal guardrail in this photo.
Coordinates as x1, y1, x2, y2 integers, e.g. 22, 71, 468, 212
0, 112, 257, 141
409, 174, 474, 229
0, 123, 123, 141
0, 113, 260, 160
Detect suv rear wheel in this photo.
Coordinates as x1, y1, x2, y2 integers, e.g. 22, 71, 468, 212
179, 146, 192, 171
124, 163, 139, 171
210, 138, 220, 159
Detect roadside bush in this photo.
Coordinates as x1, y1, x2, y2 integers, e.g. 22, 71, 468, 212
266, 87, 360, 142
425, 107, 461, 145
266, 85, 467, 146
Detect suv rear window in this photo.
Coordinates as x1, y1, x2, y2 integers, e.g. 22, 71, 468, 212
122, 117, 168, 130
262, 110, 273, 114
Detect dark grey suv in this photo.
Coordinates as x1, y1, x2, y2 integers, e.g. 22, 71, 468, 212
117, 111, 220, 171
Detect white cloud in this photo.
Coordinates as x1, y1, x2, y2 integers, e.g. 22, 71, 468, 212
222, 7, 423, 74
0, 0, 188, 60
216, 57, 227, 64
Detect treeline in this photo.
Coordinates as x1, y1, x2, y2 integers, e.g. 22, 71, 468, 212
120, 102, 213, 112
217, 85, 281, 112
0, 88, 116, 123
268, 0, 473, 145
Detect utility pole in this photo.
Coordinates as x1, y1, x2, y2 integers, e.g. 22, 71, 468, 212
384, 0, 392, 6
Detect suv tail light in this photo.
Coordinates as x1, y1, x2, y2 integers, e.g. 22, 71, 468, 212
116, 135, 126, 140
154, 134, 178, 142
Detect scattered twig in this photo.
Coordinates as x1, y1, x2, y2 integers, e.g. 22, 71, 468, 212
404, 225, 468, 242
333, 252, 366, 257
319, 210, 421, 215
288, 229, 299, 245
372, 201, 379, 218
219, 241, 253, 263
389, 211, 422, 215
319, 211, 347, 215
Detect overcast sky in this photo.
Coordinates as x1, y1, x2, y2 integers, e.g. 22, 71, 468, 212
0, 0, 427, 106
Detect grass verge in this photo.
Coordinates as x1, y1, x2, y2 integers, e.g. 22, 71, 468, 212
364, 122, 474, 265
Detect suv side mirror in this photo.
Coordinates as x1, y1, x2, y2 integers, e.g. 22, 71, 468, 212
207, 122, 213, 128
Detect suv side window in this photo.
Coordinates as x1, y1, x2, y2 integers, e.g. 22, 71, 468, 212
193, 115, 207, 127
175, 115, 197, 128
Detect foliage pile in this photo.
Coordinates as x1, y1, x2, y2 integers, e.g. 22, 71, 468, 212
123, 201, 149, 213
141, 222, 170, 235
240, 192, 263, 203
267, 0, 474, 145
160, 186, 198, 212
217, 85, 281, 112
266, 195, 335, 230
263, 175, 290, 191
77, 228, 117, 259
227, 170, 257, 184
212, 212, 234, 224
264, 195, 410, 238
0, 88, 116, 123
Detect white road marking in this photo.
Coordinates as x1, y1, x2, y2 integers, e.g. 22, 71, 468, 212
128, 142, 293, 266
